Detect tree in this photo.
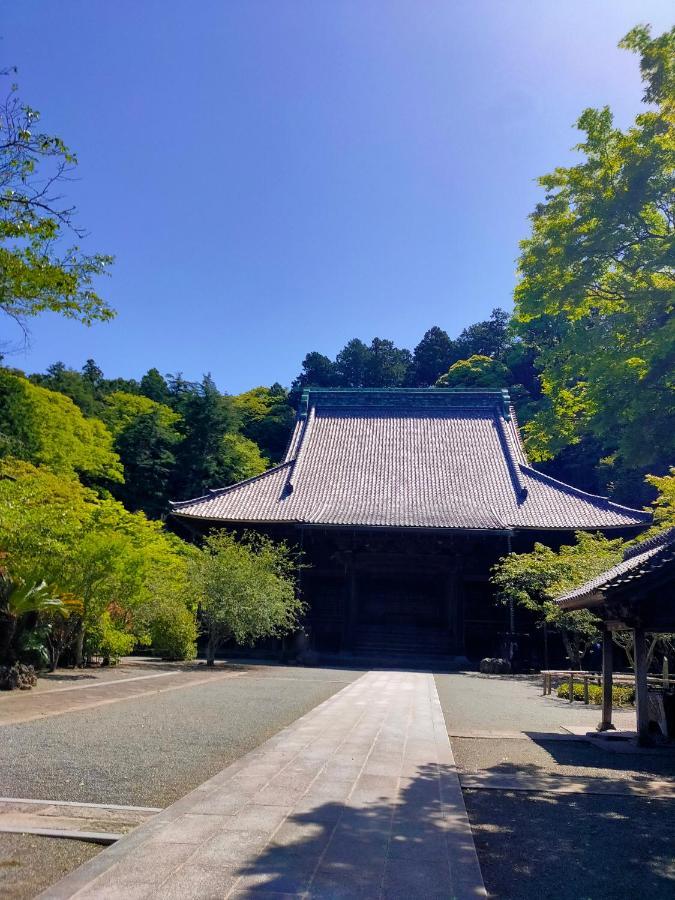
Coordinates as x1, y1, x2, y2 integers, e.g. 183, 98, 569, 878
291, 352, 337, 393
334, 339, 371, 387
407, 327, 458, 386
492, 532, 625, 668
0, 370, 123, 485
0, 71, 113, 340
139, 368, 171, 404
31, 362, 99, 416
513, 26, 675, 484
103, 392, 183, 516
365, 338, 411, 388
234, 385, 295, 463
455, 308, 514, 360
190, 531, 304, 666
436, 355, 510, 389
219, 433, 268, 484
0, 458, 194, 665
170, 375, 239, 499
0, 575, 63, 664
646, 468, 675, 528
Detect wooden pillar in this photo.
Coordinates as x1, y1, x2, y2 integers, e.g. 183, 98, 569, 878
634, 625, 650, 746
597, 625, 614, 731
342, 552, 357, 652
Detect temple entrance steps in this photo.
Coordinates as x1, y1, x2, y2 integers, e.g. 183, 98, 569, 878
352, 623, 454, 659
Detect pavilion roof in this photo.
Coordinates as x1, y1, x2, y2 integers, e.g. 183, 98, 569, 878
170, 388, 651, 533
556, 527, 675, 610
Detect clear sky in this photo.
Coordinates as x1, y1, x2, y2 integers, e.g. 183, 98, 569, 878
3, 1, 673, 393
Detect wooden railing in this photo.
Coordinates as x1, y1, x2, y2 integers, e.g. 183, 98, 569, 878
541, 670, 670, 704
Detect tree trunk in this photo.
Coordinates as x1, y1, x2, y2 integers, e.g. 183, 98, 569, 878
74, 622, 85, 668
561, 630, 582, 670
206, 630, 217, 667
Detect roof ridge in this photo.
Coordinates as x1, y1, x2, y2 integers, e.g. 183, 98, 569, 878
622, 526, 675, 560
169, 460, 294, 509
284, 406, 315, 496
494, 411, 528, 502
519, 465, 652, 521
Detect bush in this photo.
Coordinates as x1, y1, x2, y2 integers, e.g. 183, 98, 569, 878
556, 682, 635, 706
84, 612, 136, 663
146, 601, 197, 660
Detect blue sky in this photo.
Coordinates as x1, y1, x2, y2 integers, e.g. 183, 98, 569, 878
3, 1, 673, 393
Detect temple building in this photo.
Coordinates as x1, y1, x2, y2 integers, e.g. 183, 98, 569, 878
170, 388, 650, 663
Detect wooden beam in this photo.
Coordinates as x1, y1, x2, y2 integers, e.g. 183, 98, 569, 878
633, 625, 651, 746
597, 626, 615, 731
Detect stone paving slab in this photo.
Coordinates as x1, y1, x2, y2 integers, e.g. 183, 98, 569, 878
40, 670, 486, 899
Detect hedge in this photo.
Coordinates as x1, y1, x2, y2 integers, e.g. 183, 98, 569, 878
556, 682, 635, 706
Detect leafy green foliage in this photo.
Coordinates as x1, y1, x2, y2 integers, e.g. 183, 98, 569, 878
0, 73, 113, 338
492, 533, 625, 668
0, 371, 122, 485
233, 385, 295, 463
406, 327, 458, 386
646, 468, 675, 528
139, 596, 197, 661
436, 355, 510, 388
514, 26, 674, 486
190, 531, 305, 665
557, 682, 634, 706
0, 459, 195, 664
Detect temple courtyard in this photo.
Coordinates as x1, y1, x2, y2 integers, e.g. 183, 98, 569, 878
1, 660, 674, 899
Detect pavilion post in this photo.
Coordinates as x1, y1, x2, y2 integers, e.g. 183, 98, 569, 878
633, 625, 650, 745
597, 625, 614, 731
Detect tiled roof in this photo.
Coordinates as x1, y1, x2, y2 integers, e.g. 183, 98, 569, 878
556, 528, 675, 609
170, 389, 651, 532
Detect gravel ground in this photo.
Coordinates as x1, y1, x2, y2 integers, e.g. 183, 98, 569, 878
434, 671, 633, 734
2, 664, 362, 808
0, 833, 99, 900
465, 790, 675, 900
436, 673, 675, 900
452, 736, 675, 781
1, 663, 362, 899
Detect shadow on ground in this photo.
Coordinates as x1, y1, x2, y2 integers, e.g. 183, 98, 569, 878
221, 764, 475, 899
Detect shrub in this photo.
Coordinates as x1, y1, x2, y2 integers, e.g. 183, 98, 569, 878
146, 601, 197, 660
84, 612, 135, 663
556, 682, 635, 706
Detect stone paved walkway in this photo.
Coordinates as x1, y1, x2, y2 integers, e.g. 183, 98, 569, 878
40, 671, 486, 899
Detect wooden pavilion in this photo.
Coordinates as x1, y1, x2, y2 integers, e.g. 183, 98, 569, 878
170, 388, 649, 663
556, 528, 675, 744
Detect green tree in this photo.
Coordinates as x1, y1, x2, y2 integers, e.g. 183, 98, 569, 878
436, 355, 510, 389
407, 327, 458, 386
455, 308, 514, 360
334, 339, 371, 387
234, 385, 295, 463
102, 390, 183, 516
139, 368, 171, 404
190, 531, 304, 666
492, 532, 625, 669
0, 458, 194, 665
31, 361, 99, 416
514, 26, 674, 483
0, 370, 122, 484
0, 71, 113, 338
170, 376, 268, 499
365, 338, 412, 388
646, 468, 675, 528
